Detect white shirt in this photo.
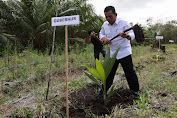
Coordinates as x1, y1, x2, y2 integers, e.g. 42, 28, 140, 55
99, 18, 135, 60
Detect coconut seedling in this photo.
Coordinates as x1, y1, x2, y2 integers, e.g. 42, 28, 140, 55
85, 49, 119, 106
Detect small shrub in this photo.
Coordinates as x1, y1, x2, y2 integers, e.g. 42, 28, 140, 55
85, 49, 119, 106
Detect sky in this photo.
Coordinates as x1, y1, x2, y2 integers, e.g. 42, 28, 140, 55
88, 0, 177, 26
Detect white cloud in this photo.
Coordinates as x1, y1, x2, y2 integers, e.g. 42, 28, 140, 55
88, 0, 177, 25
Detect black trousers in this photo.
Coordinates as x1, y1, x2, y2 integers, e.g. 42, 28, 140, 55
106, 55, 139, 92
94, 47, 106, 60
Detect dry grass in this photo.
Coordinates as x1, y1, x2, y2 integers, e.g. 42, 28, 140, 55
0, 44, 177, 117
111, 44, 177, 118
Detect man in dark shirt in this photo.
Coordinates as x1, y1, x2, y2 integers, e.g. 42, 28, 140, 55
88, 30, 106, 60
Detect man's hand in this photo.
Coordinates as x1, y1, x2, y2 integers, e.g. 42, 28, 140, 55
90, 32, 94, 37
102, 37, 111, 44
90, 32, 98, 39
119, 32, 131, 40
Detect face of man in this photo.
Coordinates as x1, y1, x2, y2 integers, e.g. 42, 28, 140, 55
104, 10, 117, 25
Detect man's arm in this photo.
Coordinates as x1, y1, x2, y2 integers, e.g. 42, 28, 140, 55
88, 31, 96, 44
88, 32, 92, 44
119, 23, 135, 40
119, 32, 132, 40
88, 32, 103, 44
99, 26, 111, 44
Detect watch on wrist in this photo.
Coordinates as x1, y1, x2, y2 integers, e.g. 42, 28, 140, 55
126, 35, 130, 39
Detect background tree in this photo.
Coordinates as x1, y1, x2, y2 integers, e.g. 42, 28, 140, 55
160, 20, 177, 43
0, 0, 104, 51
143, 18, 177, 45
0, 0, 16, 55
3, 0, 56, 50
55, 0, 104, 44
143, 18, 162, 45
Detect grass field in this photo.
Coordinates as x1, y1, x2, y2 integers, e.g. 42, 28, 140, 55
0, 44, 177, 117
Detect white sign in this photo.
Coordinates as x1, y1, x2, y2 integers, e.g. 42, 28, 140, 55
156, 36, 163, 39
51, 15, 79, 26
169, 40, 174, 43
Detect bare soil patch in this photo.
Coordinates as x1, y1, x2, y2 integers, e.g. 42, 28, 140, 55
60, 83, 138, 118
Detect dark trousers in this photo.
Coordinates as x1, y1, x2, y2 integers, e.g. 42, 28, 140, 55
94, 47, 106, 60
106, 55, 139, 92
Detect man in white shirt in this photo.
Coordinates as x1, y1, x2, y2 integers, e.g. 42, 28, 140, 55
99, 6, 139, 94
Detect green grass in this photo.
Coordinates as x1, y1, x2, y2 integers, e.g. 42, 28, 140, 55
0, 44, 177, 117
110, 44, 177, 118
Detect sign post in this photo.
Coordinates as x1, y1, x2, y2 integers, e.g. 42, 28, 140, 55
65, 25, 69, 118
156, 36, 163, 50
51, 15, 79, 118
169, 40, 174, 44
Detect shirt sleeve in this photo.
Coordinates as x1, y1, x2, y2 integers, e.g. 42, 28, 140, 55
99, 24, 106, 40
124, 22, 135, 40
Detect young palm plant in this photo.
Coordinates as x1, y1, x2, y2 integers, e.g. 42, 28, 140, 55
85, 49, 119, 106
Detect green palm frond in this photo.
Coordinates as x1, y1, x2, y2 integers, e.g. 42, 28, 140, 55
58, 8, 77, 16
85, 48, 119, 106
0, 31, 16, 45
84, 71, 101, 87
103, 49, 119, 79
1, 0, 104, 49
85, 66, 102, 82
96, 59, 106, 84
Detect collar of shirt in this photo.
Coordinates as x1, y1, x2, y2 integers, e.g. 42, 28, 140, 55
107, 18, 122, 26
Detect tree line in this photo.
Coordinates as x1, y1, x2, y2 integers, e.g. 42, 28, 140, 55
0, 0, 177, 55
143, 18, 177, 45
0, 0, 104, 53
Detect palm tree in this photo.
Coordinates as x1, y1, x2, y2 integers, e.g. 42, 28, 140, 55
0, 0, 16, 53
3, 0, 56, 50
55, 0, 104, 43
1, 0, 104, 50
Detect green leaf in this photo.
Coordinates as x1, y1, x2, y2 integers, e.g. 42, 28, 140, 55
84, 71, 101, 87
107, 85, 115, 100
85, 66, 102, 81
96, 59, 105, 82
103, 48, 119, 79
104, 85, 115, 106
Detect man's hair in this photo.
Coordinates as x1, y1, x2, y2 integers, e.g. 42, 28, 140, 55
104, 6, 116, 14
88, 29, 94, 35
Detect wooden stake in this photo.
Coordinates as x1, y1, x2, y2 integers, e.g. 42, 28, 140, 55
65, 25, 69, 118
45, 0, 59, 101
46, 26, 56, 100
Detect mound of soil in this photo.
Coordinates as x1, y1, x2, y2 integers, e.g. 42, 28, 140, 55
60, 84, 138, 118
